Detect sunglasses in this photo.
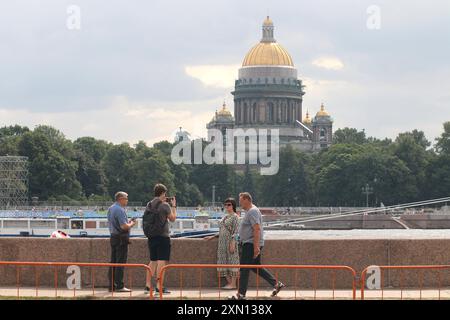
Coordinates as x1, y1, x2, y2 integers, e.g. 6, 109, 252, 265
224, 203, 233, 207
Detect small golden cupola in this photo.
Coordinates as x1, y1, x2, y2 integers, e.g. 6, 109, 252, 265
217, 102, 232, 117
315, 103, 330, 117
303, 109, 312, 125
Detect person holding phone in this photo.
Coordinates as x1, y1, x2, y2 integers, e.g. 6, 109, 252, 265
144, 183, 177, 295
107, 191, 136, 293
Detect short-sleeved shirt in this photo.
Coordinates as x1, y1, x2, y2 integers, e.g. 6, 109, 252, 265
238, 204, 264, 246
107, 203, 128, 235
150, 198, 172, 238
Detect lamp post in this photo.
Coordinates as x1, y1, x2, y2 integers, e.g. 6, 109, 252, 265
361, 183, 373, 208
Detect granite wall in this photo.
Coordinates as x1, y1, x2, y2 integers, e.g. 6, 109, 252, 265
0, 238, 449, 290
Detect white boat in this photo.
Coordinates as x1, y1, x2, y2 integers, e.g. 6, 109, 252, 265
0, 215, 220, 238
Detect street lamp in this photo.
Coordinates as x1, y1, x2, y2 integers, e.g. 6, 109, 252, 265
373, 178, 379, 206
361, 183, 373, 208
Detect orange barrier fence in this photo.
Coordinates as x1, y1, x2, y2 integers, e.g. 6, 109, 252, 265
0, 261, 153, 299
360, 265, 450, 300
4, 261, 447, 300
157, 264, 357, 300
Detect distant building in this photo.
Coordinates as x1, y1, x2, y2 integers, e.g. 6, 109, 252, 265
207, 17, 333, 152
206, 102, 235, 143
174, 127, 191, 143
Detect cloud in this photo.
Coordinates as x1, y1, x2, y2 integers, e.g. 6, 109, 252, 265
0, 0, 449, 145
0, 96, 224, 146
312, 57, 344, 70
185, 64, 240, 88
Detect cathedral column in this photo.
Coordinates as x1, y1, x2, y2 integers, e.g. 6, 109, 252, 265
288, 101, 292, 123
256, 102, 260, 123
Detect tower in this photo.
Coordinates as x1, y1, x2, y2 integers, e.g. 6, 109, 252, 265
0, 156, 29, 208
206, 102, 235, 144
312, 103, 333, 150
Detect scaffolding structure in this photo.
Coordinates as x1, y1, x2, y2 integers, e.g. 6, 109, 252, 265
0, 156, 29, 209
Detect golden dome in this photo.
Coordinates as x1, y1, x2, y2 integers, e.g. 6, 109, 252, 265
217, 102, 232, 116
316, 103, 330, 117
242, 16, 294, 67
243, 42, 293, 66
303, 110, 312, 124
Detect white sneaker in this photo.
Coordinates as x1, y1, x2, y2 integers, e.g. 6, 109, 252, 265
228, 293, 246, 300
271, 282, 285, 297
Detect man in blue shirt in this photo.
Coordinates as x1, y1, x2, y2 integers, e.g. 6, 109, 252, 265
107, 191, 136, 292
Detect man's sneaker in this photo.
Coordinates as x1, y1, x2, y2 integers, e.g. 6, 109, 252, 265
115, 287, 132, 293
228, 293, 246, 300
271, 282, 285, 297
144, 286, 151, 294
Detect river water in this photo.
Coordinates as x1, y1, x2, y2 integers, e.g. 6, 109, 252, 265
265, 229, 450, 239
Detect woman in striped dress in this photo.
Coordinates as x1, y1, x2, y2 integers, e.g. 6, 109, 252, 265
204, 198, 240, 289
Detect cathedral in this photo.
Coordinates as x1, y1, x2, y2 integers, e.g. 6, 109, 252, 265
206, 16, 333, 152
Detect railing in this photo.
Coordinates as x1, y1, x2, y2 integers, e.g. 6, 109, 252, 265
2, 262, 449, 300
0, 261, 153, 299
360, 265, 450, 300
157, 264, 357, 300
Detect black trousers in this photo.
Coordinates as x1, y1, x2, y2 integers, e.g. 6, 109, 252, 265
108, 233, 129, 289
238, 243, 277, 296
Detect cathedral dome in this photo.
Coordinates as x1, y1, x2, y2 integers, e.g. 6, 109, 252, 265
242, 17, 294, 67
243, 42, 293, 67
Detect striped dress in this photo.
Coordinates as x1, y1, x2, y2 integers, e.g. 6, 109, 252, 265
217, 213, 240, 277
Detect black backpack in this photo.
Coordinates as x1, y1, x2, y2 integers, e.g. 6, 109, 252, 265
142, 200, 165, 238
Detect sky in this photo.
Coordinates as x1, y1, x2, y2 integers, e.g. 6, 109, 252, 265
0, 0, 449, 146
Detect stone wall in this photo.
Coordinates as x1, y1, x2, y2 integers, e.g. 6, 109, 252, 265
0, 238, 449, 290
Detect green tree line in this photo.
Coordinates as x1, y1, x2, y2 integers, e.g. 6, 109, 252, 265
0, 123, 449, 207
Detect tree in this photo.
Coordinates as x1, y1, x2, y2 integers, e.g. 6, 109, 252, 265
153, 140, 174, 157
73, 137, 111, 163
73, 137, 111, 198
33, 125, 74, 159
425, 154, 450, 199
18, 131, 82, 200
0, 125, 30, 156
397, 129, 431, 149
314, 144, 416, 206
74, 150, 108, 198
0, 125, 30, 137
258, 145, 311, 206
102, 143, 137, 199
190, 163, 236, 205
435, 122, 450, 155
391, 132, 431, 201
333, 128, 367, 145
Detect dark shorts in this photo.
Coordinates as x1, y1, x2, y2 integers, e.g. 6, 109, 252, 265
148, 236, 171, 261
